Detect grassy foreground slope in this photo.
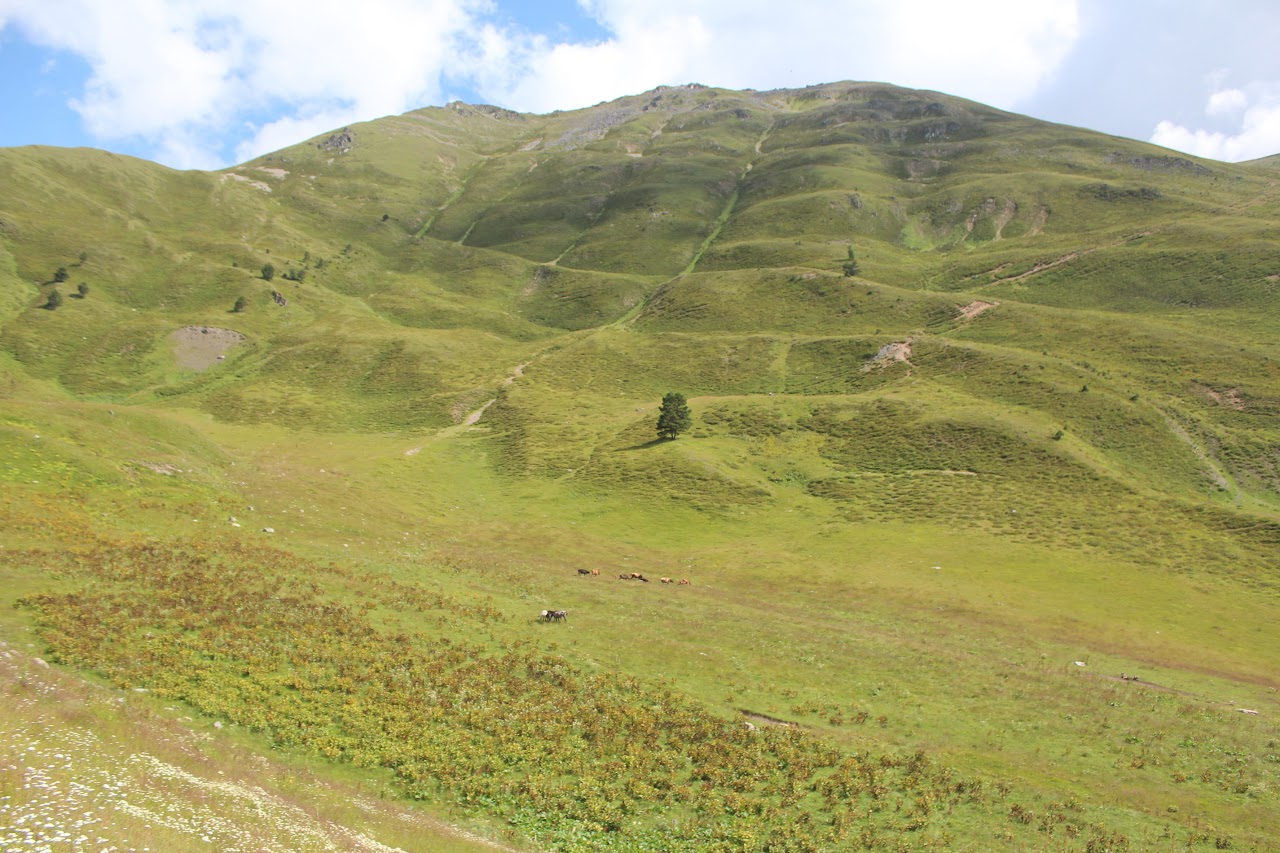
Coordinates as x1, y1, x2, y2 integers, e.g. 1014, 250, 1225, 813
1, 82, 1279, 850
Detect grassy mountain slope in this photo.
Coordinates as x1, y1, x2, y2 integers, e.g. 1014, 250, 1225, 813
2, 81, 1280, 851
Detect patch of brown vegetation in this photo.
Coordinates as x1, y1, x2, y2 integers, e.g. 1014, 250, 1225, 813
1196, 383, 1246, 411
0, 643, 509, 851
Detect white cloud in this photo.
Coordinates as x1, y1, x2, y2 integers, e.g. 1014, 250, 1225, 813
1, 0, 495, 168
1151, 84, 1280, 162
1, 0, 1083, 168
1206, 88, 1247, 117
497, 12, 713, 113
233, 109, 366, 166
488, 0, 1081, 114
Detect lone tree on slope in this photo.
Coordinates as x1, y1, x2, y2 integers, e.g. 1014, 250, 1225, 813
656, 392, 692, 440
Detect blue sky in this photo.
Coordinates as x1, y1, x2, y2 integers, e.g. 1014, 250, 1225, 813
2, 0, 1278, 169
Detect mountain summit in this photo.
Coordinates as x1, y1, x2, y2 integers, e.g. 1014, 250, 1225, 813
2, 82, 1279, 850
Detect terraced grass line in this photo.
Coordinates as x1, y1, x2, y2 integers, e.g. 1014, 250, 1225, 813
970, 229, 1160, 290
551, 202, 609, 266
415, 156, 491, 240
1152, 400, 1237, 497
421, 133, 546, 243
607, 121, 780, 329
681, 119, 776, 277
8, 82, 1280, 853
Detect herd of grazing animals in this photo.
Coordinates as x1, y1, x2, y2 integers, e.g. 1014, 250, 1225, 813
540, 569, 690, 622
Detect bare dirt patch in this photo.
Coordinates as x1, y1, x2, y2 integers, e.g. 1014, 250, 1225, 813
865, 339, 913, 370
1196, 383, 1246, 411
992, 198, 1018, 240
740, 709, 800, 729
135, 462, 182, 476
171, 326, 246, 372
1026, 205, 1050, 236
958, 300, 998, 321
220, 173, 271, 193
465, 400, 497, 426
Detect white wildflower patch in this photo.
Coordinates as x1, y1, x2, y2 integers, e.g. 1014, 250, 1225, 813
0, 650, 405, 852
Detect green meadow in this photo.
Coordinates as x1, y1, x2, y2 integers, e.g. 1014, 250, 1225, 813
1, 82, 1278, 850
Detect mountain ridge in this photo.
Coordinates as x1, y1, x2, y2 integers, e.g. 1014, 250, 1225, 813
2, 81, 1280, 851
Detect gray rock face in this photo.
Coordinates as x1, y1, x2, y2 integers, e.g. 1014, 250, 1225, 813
317, 127, 353, 152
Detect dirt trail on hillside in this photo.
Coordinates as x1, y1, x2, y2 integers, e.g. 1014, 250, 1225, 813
972, 230, 1156, 289
740, 709, 801, 729
405, 362, 531, 455
1152, 404, 1234, 495
462, 362, 527, 425
957, 300, 998, 321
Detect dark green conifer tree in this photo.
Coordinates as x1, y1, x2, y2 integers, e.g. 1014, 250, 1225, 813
656, 392, 692, 440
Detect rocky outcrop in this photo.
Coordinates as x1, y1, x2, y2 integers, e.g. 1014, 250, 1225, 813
317, 128, 353, 152
1107, 152, 1212, 176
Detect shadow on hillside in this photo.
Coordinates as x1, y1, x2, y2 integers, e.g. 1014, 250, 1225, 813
618, 438, 668, 452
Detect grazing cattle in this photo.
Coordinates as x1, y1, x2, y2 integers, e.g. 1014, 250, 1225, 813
590, 569, 600, 576
539, 610, 550, 620
660, 577, 673, 584
577, 568, 592, 575
619, 573, 632, 580
636, 575, 650, 583
630, 572, 643, 579
548, 609, 568, 622
678, 579, 691, 585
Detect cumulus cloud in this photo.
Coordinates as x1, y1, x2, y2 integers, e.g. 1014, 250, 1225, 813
490, 0, 1080, 114
1205, 88, 1247, 117
1151, 83, 1280, 162
1, 0, 494, 168
1, 0, 1083, 168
